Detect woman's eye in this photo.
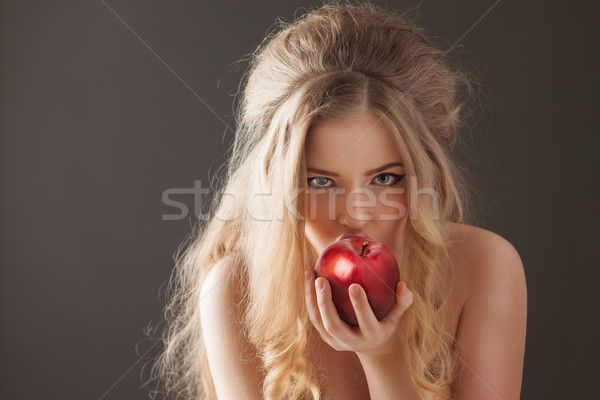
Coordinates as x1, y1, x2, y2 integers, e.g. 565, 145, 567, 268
307, 176, 334, 188
372, 173, 405, 186
308, 173, 404, 188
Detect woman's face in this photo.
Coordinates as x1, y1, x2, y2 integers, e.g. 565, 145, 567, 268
303, 111, 409, 260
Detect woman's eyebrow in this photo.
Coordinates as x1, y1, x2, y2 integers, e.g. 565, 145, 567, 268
364, 162, 404, 175
307, 161, 403, 177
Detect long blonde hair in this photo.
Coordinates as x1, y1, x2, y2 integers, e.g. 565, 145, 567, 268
149, 1, 478, 399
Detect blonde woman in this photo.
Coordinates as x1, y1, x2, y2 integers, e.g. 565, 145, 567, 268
150, 2, 527, 399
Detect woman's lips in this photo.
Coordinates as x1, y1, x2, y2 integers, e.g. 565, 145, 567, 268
339, 231, 370, 241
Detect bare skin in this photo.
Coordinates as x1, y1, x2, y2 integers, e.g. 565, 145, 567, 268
302, 111, 526, 399
303, 221, 524, 400
201, 222, 526, 399
200, 111, 527, 399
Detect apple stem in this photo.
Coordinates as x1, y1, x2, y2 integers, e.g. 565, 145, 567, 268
360, 240, 368, 256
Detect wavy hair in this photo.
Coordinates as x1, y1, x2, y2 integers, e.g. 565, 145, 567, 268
149, 1, 479, 399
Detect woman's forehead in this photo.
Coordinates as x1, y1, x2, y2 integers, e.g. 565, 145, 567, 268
305, 112, 402, 164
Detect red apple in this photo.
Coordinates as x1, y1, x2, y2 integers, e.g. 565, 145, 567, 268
313, 232, 400, 327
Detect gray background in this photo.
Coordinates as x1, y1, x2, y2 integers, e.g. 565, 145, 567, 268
1, 1, 597, 399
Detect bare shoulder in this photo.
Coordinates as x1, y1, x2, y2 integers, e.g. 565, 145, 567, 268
200, 255, 239, 305
445, 223, 528, 398
445, 222, 527, 307
446, 222, 522, 259
199, 256, 264, 399
445, 222, 525, 271
200, 254, 253, 336
199, 255, 245, 342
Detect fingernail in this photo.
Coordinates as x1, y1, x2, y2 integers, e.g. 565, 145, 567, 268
316, 278, 324, 291
405, 288, 413, 303
397, 282, 405, 304
350, 284, 360, 296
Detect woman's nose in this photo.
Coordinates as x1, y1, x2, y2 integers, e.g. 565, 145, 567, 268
338, 213, 370, 230
337, 192, 373, 229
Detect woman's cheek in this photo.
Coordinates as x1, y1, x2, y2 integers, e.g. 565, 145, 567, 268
304, 191, 337, 254
374, 188, 408, 222
372, 190, 408, 254
304, 190, 330, 223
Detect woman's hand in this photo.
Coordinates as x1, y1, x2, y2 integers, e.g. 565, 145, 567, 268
304, 268, 414, 357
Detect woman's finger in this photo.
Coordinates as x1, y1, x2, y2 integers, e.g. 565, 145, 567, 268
304, 268, 330, 337
380, 281, 413, 328
348, 283, 379, 334
315, 277, 358, 343
305, 270, 341, 344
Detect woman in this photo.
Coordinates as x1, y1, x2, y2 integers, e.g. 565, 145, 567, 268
150, 2, 527, 399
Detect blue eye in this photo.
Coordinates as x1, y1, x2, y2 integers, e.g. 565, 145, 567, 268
372, 173, 405, 186
307, 176, 334, 188
307, 173, 405, 188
